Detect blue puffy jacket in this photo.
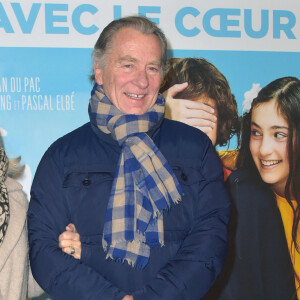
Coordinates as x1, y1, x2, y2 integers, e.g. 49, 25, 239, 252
28, 119, 231, 300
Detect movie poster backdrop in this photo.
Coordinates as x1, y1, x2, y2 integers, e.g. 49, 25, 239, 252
0, 1, 299, 298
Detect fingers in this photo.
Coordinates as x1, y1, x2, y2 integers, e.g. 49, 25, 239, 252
196, 126, 214, 133
182, 107, 217, 121
166, 98, 217, 127
59, 237, 81, 251
66, 223, 77, 233
59, 239, 81, 260
61, 245, 81, 260
184, 100, 216, 114
58, 224, 82, 259
59, 230, 80, 242
163, 82, 188, 99
122, 296, 133, 300
185, 118, 216, 129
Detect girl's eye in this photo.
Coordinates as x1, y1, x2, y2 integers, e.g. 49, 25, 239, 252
251, 130, 261, 137
274, 132, 287, 139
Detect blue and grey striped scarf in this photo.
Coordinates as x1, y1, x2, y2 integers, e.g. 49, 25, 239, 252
89, 84, 183, 268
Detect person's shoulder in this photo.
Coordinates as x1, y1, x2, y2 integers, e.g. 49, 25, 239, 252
5, 176, 23, 193
157, 119, 213, 165
5, 177, 28, 209
228, 168, 261, 185
45, 122, 92, 157
50, 122, 91, 149
161, 118, 209, 138
228, 168, 276, 208
159, 119, 211, 149
37, 123, 92, 168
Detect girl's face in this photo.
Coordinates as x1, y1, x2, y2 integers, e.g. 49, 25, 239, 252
250, 99, 290, 196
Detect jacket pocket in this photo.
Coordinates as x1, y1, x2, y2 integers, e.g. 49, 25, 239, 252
171, 165, 203, 187
63, 165, 116, 236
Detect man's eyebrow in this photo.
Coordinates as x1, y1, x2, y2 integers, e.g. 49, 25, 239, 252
149, 61, 161, 66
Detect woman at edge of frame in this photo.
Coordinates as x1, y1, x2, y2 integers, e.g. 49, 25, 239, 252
0, 136, 44, 300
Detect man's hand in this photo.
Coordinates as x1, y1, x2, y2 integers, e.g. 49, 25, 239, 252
163, 83, 217, 136
59, 223, 81, 259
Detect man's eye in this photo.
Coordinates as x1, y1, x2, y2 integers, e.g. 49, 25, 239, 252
148, 66, 159, 72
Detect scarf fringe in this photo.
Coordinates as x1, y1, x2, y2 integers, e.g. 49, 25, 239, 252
105, 253, 147, 270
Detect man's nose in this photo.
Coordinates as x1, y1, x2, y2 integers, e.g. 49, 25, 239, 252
133, 69, 149, 89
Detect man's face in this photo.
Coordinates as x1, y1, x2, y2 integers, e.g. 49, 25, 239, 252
94, 27, 163, 115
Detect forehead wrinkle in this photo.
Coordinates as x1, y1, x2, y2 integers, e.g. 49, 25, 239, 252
117, 55, 161, 67
118, 56, 137, 63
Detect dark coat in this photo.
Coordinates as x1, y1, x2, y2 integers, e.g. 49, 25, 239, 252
28, 119, 231, 300
203, 169, 296, 300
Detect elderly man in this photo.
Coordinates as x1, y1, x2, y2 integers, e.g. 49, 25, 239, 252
28, 16, 230, 300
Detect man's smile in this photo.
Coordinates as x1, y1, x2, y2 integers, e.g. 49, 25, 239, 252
124, 92, 145, 99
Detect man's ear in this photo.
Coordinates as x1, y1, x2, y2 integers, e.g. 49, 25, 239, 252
94, 62, 103, 85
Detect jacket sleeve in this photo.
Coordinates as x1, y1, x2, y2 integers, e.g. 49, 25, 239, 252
28, 149, 126, 300
133, 142, 231, 300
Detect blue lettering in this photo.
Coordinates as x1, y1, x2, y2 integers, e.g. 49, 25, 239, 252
0, 3, 14, 33
273, 10, 296, 39
203, 8, 241, 38
138, 6, 160, 24
244, 9, 268, 38
45, 4, 68, 34
72, 4, 98, 35
113, 5, 122, 19
175, 7, 200, 37
11, 3, 41, 34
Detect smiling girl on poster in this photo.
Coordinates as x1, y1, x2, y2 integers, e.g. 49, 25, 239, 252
210, 77, 300, 300
237, 76, 299, 298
